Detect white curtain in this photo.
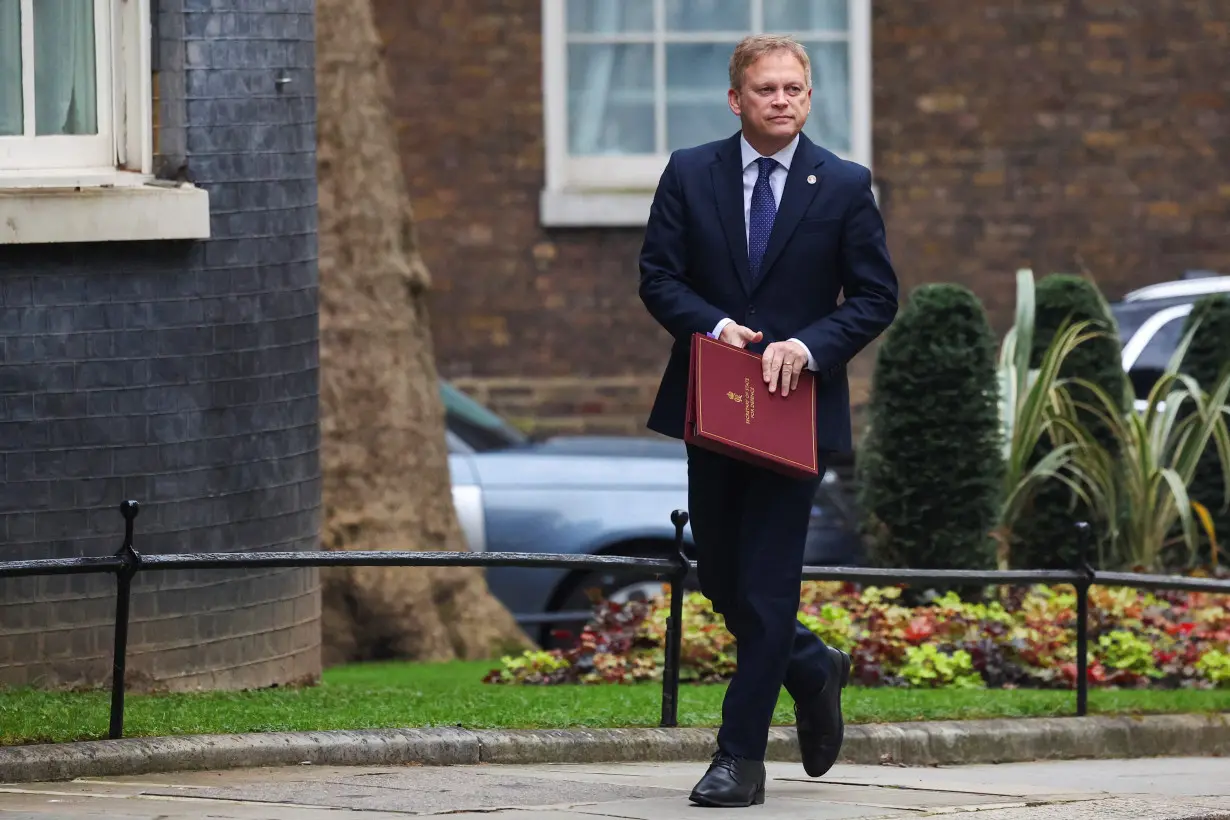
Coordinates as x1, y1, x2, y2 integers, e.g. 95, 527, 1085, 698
799, 0, 852, 155
661, 1, 747, 151
665, 0, 749, 31
0, 0, 21, 136
765, 0, 846, 30
568, 0, 652, 32
665, 42, 735, 151
35, 0, 97, 135
566, 0, 853, 155
567, 0, 654, 155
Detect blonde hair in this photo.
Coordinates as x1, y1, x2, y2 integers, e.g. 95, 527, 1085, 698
729, 34, 811, 90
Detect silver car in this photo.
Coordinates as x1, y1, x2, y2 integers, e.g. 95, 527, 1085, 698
1111, 272, 1230, 411
442, 381, 862, 645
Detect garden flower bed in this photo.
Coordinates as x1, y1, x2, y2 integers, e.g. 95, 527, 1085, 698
484, 583, 1230, 690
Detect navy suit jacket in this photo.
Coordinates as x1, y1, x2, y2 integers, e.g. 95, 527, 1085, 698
639, 131, 899, 455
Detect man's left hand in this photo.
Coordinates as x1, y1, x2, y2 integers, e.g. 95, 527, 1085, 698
762, 340, 809, 397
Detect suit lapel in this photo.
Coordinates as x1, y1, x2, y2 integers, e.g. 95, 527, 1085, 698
710, 134, 751, 294
752, 134, 826, 294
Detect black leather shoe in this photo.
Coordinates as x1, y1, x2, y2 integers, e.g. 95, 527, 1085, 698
688, 751, 766, 808
794, 645, 851, 778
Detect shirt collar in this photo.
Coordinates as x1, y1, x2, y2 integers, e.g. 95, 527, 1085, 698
740, 133, 799, 172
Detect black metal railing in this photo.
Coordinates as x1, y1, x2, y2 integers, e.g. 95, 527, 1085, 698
1, 501, 1228, 741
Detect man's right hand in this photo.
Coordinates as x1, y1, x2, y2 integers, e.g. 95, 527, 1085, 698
719, 322, 763, 349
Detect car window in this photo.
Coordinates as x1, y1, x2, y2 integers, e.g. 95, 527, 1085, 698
810, 480, 852, 528
1109, 303, 1153, 346
1134, 315, 1187, 370
445, 429, 473, 455
1127, 313, 1188, 400
439, 381, 529, 452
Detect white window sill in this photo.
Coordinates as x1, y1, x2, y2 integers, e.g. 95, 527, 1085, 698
0, 181, 211, 244
540, 189, 655, 228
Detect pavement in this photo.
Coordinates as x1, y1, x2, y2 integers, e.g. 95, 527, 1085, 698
1, 756, 1227, 819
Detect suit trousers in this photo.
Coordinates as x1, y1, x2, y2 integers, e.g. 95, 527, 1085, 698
686, 443, 833, 761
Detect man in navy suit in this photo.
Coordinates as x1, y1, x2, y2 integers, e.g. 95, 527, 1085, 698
639, 34, 899, 807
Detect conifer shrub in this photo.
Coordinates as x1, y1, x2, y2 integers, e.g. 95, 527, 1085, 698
857, 284, 1002, 572
1179, 293, 1230, 567
1012, 274, 1129, 570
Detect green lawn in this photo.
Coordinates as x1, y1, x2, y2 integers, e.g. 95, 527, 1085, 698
2, 660, 1227, 747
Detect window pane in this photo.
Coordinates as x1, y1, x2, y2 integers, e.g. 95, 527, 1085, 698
666, 43, 739, 151
1129, 314, 1186, 399
1110, 304, 1150, 346
665, 0, 749, 32
0, 0, 21, 135
800, 41, 850, 154
568, 43, 654, 155
567, 0, 653, 33
765, 0, 848, 32
34, 0, 97, 136
1135, 316, 1186, 372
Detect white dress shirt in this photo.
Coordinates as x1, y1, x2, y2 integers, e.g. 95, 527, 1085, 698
711, 134, 816, 371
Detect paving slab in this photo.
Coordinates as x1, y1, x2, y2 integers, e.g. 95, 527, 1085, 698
925, 798, 1230, 820
142, 769, 683, 814
1, 756, 1228, 819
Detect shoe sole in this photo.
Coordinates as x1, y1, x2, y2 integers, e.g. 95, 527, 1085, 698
689, 787, 766, 808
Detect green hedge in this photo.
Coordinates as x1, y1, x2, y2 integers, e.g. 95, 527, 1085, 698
857, 284, 1002, 572
1181, 293, 1230, 565
1012, 274, 1130, 570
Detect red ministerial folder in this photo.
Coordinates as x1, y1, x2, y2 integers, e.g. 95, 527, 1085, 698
684, 332, 819, 479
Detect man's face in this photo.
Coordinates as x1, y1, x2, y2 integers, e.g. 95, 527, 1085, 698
728, 50, 811, 147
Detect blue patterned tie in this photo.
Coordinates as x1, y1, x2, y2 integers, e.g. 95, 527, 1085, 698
748, 156, 777, 278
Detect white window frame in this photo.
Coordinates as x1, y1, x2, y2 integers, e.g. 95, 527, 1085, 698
1, 0, 112, 172
540, 0, 873, 227
0, 0, 209, 244
0, 0, 150, 185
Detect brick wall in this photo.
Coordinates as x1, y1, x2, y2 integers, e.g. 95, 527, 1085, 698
873, 1, 1230, 327
376, 0, 1229, 435
0, 0, 322, 692
450, 376, 660, 439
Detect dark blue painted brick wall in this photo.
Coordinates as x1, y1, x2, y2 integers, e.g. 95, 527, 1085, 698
0, 0, 322, 690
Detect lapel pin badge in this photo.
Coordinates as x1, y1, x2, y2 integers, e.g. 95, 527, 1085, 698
807, 174, 817, 185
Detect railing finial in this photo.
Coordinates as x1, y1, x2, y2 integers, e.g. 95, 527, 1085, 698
660, 509, 692, 728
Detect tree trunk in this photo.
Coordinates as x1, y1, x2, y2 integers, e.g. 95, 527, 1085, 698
315, 0, 532, 665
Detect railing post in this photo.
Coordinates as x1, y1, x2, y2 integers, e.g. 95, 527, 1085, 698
660, 509, 690, 728
1073, 521, 1094, 718
1075, 576, 1090, 716
109, 500, 141, 740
